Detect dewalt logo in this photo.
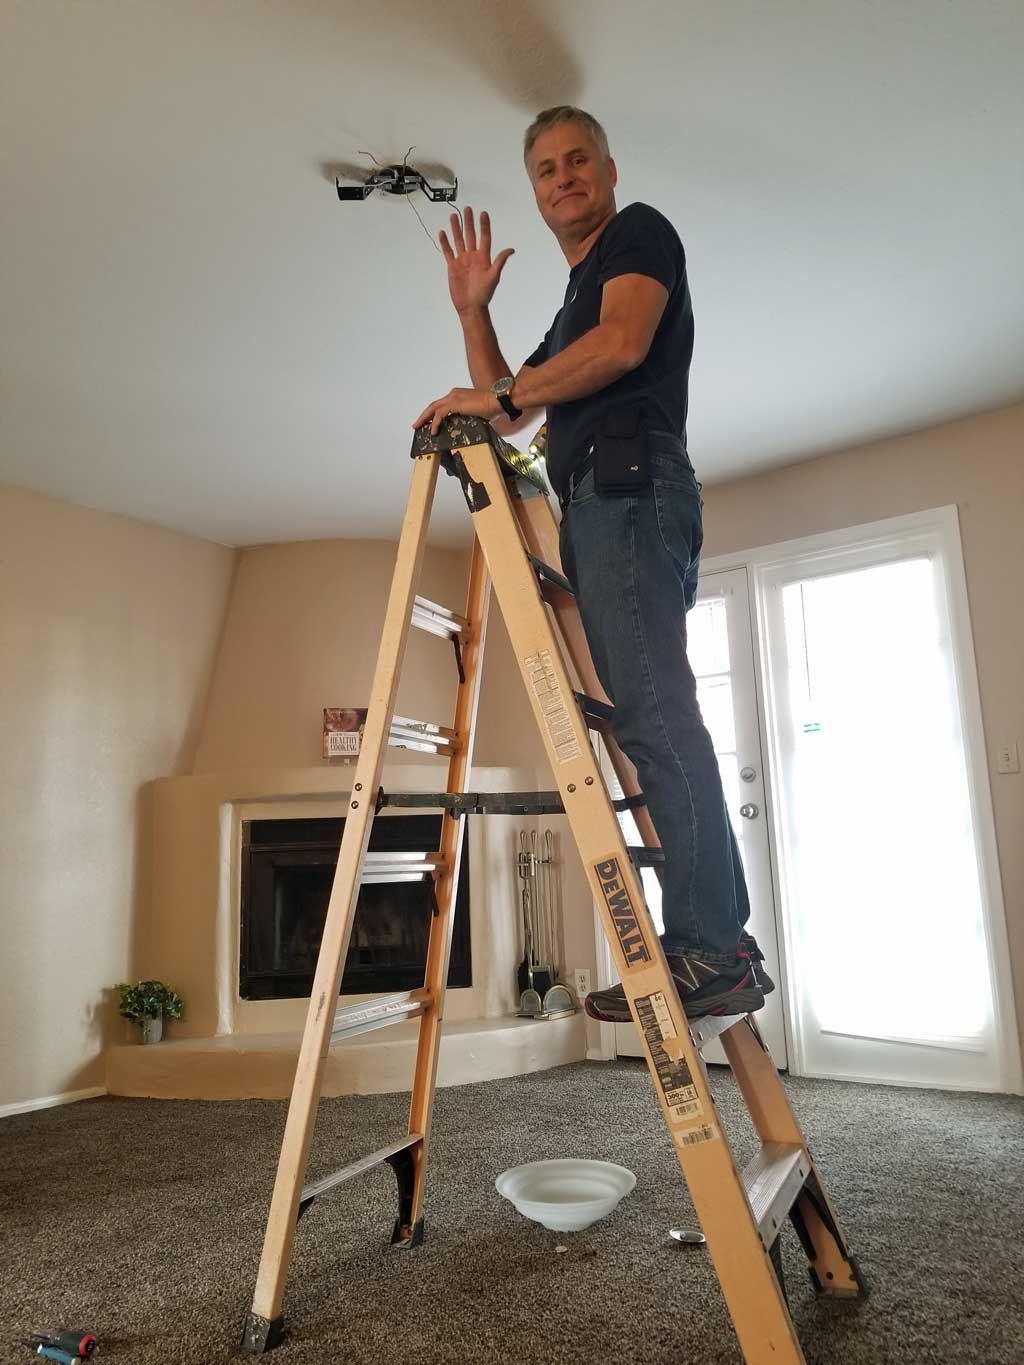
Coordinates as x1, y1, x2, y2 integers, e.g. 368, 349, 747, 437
594, 856, 651, 968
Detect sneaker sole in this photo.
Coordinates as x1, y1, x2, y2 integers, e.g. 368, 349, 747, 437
584, 984, 765, 1026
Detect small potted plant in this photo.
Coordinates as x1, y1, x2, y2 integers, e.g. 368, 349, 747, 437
116, 979, 184, 1044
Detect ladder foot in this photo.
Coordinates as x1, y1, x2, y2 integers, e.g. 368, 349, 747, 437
385, 1144, 424, 1247
239, 1312, 286, 1354
809, 1251, 870, 1299
390, 1216, 425, 1248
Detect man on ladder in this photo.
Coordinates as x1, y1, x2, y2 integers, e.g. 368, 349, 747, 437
415, 104, 771, 1024
242, 108, 865, 1363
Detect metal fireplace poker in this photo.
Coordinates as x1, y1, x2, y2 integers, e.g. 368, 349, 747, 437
515, 828, 576, 1019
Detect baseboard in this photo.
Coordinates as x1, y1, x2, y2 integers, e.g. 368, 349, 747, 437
586, 1019, 618, 1063
0, 1086, 107, 1119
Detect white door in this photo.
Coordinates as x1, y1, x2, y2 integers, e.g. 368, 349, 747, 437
610, 567, 788, 1065
758, 525, 1015, 1089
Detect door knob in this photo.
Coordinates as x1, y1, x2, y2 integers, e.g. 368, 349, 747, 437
739, 803, 759, 819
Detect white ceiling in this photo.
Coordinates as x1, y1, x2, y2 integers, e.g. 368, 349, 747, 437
2, 2, 1022, 548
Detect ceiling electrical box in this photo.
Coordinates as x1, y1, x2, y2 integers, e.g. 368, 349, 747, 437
336, 163, 457, 203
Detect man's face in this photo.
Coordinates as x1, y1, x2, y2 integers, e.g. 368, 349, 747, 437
527, 122, 617, 241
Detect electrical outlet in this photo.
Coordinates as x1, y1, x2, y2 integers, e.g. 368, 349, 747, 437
996, 741, 1020, 775
573, 968, 591, 1001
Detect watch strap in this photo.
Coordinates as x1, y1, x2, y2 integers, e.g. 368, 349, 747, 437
496, 390, 522, 421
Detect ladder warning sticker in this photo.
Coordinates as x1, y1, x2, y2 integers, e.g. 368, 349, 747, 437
646, 990, 678, 1040
635, 993, 703, 1122
594, 858, 652, 967
524, 649, 581, 764
674, 1124, 719, 1148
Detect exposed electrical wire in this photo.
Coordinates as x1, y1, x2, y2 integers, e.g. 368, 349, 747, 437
357, 145, 463, 256
406, 192, 443, 254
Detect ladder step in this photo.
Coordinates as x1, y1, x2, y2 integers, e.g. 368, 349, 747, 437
300, 1133, 423, 1208
741, 1143, 810, 1250
627, 844, 666, 868
379, 788, 648, 817
389, 714, 459, 755
688, 1012, 745, 1052
383, 789, 567, 816
527, 553, 575, 599
411, 595, 468, 641
330, 988, 431, 1043
361, 851, 446, 883
574, 690, 615, 732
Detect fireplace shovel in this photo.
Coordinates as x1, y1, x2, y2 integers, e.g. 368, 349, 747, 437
517, 832, 545, 1014
539, 829, 574, 1016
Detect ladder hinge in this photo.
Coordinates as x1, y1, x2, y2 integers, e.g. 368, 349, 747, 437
445, 452, 491, 513
452, 635, 465, 684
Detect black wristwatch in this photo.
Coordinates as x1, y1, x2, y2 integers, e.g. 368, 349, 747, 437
492, 375, 523, 421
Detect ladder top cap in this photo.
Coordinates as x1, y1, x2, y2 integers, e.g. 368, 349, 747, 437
412, 413, 497, 455
411, 415, 548, 493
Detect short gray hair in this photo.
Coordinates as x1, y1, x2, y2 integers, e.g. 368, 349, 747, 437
523, 106, 610, 168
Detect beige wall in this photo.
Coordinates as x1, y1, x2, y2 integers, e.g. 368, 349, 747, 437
0, 485, 235, 1109
192, 537, 550, 775
701, 402, 1024, 1053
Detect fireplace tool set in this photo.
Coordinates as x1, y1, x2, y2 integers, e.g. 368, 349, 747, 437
515, 828, 575, 1019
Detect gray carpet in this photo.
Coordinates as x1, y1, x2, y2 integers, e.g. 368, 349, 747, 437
2, 1061, 1023, 1365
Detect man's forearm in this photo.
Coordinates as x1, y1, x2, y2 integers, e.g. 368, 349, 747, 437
512, 322, 636, 409
459, 307, 513, 390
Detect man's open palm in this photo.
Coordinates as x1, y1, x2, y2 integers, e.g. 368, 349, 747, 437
440, 207, 514, 315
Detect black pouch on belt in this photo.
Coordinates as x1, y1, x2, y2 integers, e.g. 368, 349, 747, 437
592, 406, 650, 495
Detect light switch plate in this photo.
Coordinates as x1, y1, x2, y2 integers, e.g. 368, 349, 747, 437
997, 741, 1020, 774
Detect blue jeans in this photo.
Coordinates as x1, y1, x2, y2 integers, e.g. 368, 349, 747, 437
558, 434, 750, 964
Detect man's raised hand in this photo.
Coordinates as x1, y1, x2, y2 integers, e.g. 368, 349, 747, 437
440, 208, 515, 317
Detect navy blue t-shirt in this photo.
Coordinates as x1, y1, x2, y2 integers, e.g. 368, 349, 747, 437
523, 202, 694, 499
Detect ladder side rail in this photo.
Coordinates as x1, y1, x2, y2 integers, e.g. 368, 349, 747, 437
245, 453, 441, 1344
464, 444, 805, 1365
722, 1017, 863, 1296
402, 534, 492, 1239
511, 490, 664, 856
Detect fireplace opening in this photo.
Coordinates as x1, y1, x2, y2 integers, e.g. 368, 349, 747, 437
239, 814, 471, 1000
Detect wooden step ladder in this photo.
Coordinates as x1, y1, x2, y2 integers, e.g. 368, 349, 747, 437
240, 416, 866, 1363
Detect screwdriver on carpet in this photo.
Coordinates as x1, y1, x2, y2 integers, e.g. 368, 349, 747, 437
22, 1328, 98, 1363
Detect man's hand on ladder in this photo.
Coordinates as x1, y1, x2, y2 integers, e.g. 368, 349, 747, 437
413, 386, 502, 436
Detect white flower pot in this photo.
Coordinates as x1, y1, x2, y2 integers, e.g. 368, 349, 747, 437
140, 1015, 163, 1045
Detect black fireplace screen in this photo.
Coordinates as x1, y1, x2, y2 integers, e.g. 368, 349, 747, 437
239, 815, 471, 1000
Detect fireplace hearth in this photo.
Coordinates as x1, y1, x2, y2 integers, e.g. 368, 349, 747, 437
239, 815, 471, 1000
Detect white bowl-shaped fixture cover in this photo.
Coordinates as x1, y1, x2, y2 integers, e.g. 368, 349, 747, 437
495, 1158, 637, 1232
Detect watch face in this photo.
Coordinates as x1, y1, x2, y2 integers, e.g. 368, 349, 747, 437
494, 376, 514, 396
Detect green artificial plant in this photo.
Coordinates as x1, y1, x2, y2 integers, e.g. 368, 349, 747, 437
116, 979, 185, 1025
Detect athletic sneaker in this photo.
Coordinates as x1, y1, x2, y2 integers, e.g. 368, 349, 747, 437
584, 945, 765, 1024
